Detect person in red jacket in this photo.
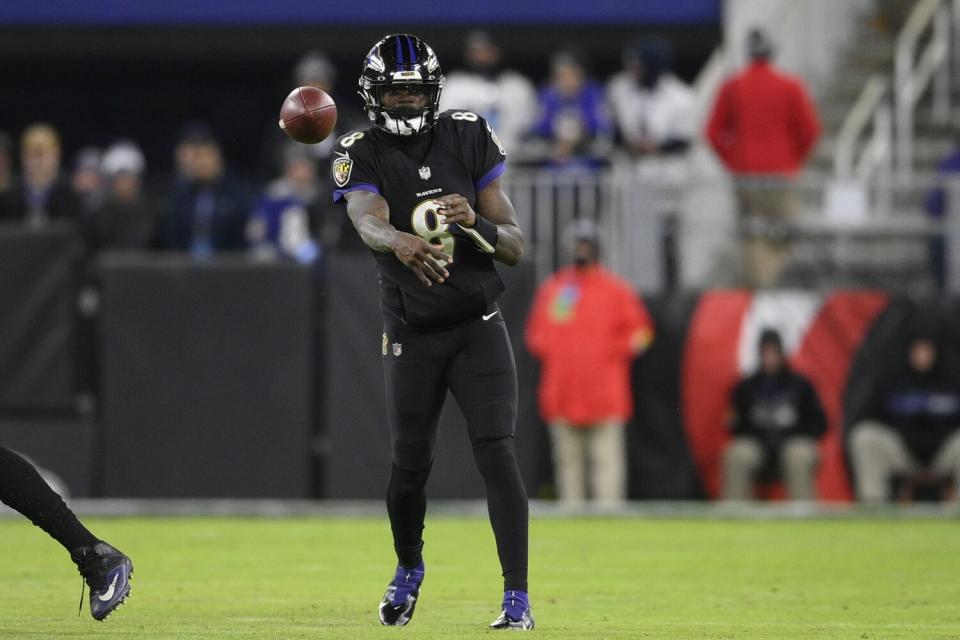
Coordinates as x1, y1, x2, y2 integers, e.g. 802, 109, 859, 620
525, 225, 653, 505
706, 28, 821, 287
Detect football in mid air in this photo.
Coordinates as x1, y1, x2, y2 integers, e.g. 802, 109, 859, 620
278, 86, 337, 144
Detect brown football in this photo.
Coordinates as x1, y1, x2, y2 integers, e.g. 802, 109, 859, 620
278, 86, 337, 144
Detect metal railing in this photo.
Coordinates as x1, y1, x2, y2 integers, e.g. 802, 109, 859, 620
502, 166, 952, 293
832, 75, 894, 217
503, 164, 677, 291
833, 75, 893, 185
895, 0, 953, 179
503, 169, 619, 283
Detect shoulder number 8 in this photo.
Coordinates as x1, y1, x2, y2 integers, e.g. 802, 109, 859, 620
339, 132, 365, 147
450, 111, 478, 122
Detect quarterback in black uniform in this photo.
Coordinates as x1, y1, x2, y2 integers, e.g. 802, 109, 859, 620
331, 34, 532, 630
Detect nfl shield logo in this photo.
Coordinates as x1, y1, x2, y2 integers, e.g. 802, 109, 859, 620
392, 343, 403, 356
419, 166, 431, 180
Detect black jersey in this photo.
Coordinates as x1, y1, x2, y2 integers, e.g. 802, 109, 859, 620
331, 110, 509, 329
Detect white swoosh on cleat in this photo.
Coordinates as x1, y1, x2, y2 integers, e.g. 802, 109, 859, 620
482, 310, 499, 321
98, 573, 119, 601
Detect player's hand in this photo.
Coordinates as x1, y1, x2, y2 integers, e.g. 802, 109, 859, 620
434, 194, 477, 228
391, 232, 451, 287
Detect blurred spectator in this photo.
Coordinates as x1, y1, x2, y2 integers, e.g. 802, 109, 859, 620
247, 144, 321, 263
262, 51, 354, 179
607, 38, 695, 160
923, 145, 960, 290
173, 121, 205, 181
0, 131, 13, 199
294, 50, 336, 93
532, 49, 613, 169
163, 125, 249, 257
721, 329, 826, 501
849, 328, 960, 502
0, 123, 80, 227
71, 146, 105, 215
706, 28, 821, 287
440, 30, 537, 158
525, 222, 653, 505
85, 141, 156, 251
608, 38, 695, 290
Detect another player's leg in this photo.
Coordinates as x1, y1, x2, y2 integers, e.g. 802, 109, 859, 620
447, 313, 533, 630
0, 446, 132, 620
379, 325, 447, 626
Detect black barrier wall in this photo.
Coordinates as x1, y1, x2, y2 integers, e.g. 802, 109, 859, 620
0, 225, 83, 411
0, 238, 710, 500
13, 233, 953, 502
98, 254, 314, 497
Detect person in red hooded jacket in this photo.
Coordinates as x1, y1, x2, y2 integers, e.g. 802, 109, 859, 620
706, 28, 821, 287
525, 225, 653, 504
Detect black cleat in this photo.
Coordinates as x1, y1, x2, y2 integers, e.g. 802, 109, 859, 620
378, 561, 425, 626
490, 590, 535, 630
71, 541, 133, 621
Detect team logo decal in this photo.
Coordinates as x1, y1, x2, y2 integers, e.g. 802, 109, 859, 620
486, 122, 507, 156
333, 155, 353, 187
419, 166, 431, 180
365, 53, 385, 73
392, 342, 403, 357
425, 47, 439, 72
382, 333, 388, 356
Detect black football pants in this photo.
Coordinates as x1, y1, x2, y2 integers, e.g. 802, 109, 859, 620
382, 310, 529, 592
0, 446, 98, 553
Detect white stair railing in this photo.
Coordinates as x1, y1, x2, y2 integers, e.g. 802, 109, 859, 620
895, 0, 953, 179
832, 74, 894, 217
834, 75, 892, 183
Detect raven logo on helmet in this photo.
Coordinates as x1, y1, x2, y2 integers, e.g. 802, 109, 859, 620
365, 54, 386, 73
359, 34, 444, 137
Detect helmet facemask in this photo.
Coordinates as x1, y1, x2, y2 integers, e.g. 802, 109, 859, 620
359, 35, 445, 136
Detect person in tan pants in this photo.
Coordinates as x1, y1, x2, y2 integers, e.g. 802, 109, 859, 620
526, 225, 653, 506
848, 330, 960, 502
548, 419, 626, 504
721, 329, 827, 501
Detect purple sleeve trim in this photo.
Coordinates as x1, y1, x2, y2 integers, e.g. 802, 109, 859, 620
474, 161, 506, 192
332, 183, 380, 203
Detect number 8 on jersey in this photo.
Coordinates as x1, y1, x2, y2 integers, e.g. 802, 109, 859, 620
411, 199, 455, 258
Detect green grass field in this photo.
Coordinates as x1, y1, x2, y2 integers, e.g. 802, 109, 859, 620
1, 515, 959, 638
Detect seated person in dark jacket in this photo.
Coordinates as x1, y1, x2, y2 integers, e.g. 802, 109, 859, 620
162, 125, 249, 258
722, 329, 827, 500
0, 123, 80, 227
849, 329, 960, 502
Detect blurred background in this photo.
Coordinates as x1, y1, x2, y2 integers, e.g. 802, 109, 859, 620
4, 0, 960, 507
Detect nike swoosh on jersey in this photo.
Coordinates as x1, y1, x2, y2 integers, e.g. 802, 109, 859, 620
482, 311, 499, 321
98, 573, 120, 601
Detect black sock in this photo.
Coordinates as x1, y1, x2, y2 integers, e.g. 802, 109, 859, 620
386, 463, 432, 568
472, 436, 529, 592
0, 446, 98, 554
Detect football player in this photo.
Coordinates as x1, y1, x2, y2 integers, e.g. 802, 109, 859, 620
0, 446, 132, 620
330, 34, 533, 630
